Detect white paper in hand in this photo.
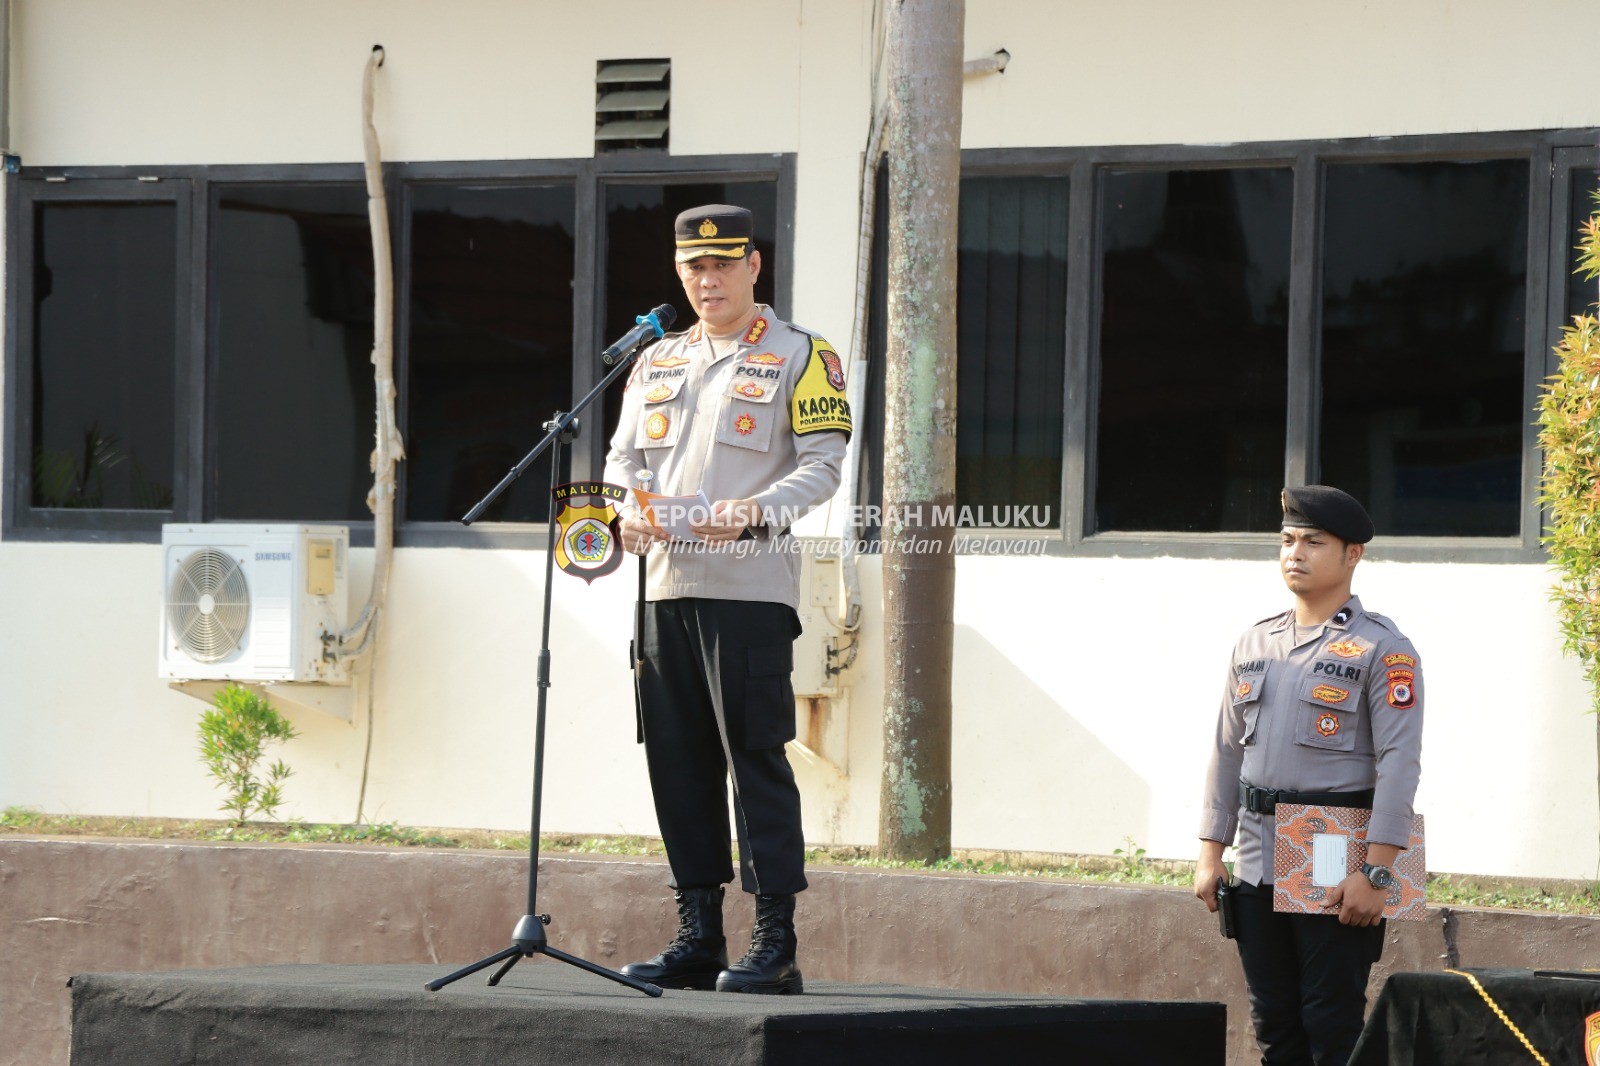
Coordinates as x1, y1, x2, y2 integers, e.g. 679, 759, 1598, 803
634, 488, 713, 541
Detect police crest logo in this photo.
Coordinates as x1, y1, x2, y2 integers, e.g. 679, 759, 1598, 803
646, 411, 670, 440
735, 382, 766, 399
1387, 668, 1416, 709
1235, 680, 1252, 700
819, 348, 847, 390
1316, 713, 1341, 737
1586, 1010, 1600, 1066
551, 482, 627, 585
735, 413, 757, 435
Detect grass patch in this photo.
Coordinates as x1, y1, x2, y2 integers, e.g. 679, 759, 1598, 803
5, 807, 1596, 914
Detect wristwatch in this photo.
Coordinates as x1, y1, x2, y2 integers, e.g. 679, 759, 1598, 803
1361, 862, 1395, 890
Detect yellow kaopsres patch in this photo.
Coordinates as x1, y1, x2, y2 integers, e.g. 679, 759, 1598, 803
790, 337, 853, 437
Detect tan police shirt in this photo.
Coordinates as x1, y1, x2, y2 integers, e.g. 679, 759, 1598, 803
1198, 595, 1425, 886
602, 306, 850, 609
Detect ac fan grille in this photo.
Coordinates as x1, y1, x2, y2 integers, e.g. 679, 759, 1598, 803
168, 548, 251, 663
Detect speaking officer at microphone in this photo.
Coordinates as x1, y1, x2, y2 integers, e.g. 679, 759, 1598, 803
602, 204, 850, 994
1195, 485, 1424, 1066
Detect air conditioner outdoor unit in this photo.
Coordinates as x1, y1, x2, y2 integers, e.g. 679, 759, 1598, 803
159, 524, 350, 684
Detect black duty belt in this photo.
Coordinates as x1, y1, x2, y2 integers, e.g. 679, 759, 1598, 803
1238, 780, 1374, 815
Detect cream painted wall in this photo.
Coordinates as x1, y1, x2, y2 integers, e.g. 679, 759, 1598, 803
0, 544, 1594, 879
960, 0, 1600, 147
4, 0, 1600, 883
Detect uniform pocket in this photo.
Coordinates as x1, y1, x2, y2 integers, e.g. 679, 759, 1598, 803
715, 398, 777, 452
636, 404, 683, 451
743, 643, 796, 750
1297, 673, 1362, 752
1233, 662, 1267, 746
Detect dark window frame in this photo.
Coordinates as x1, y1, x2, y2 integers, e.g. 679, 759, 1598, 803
2, 153, 795, 547
936, 128, 1596, 562
6, 176, 195, 538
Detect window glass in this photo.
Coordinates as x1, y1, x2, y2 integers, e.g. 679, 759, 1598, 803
212, 184, 376, 520
958, 175, 1067, 526
405, 183, 576, 523
1096, 168, 1292, 532
31, 201, 176, 510
1321, 160, 1528, 537
600, 182, 778, 442
864, 171, 1070, 532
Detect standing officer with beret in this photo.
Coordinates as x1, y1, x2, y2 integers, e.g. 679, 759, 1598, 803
1195, 485, 1424, 1065
603, 205, 851, 994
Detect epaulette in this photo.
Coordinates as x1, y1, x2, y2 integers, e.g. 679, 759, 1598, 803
1364, 612, 1404, 636
787, 321, 827, 341
1253, 608, 1292, 629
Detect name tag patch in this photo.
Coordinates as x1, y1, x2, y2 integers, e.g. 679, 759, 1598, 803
1312, 661, 1362, 683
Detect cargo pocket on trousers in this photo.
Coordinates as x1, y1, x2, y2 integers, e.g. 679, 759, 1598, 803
744, 643, 797, 750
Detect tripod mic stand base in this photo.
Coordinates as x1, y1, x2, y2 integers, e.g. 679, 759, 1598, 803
424, 914, 664, 997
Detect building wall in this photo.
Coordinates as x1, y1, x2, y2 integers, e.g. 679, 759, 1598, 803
3, 0, 1598, 879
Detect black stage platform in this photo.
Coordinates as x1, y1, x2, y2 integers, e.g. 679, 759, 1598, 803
1351, 967, 1600, 1065
70, 962, 1225, 1065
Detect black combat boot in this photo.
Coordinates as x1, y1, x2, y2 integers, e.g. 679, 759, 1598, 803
620, 886, 727, 990
715, 893, 803, 994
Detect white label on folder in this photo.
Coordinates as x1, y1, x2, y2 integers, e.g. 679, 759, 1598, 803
1312, 833, 1351, 887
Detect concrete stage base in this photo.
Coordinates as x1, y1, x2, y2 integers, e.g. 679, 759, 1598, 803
8, 837, 1598, 1066
69, 963, 1226, 1066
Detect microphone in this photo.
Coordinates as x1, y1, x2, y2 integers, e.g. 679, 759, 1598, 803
602, 304, 677, 365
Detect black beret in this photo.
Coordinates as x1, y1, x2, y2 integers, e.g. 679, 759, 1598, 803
674, 204, 752, 262
1281, 485, 1374, 544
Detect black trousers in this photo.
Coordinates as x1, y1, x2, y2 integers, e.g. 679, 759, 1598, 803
1234, 881, 1385, 1066
639, 598, 807, 896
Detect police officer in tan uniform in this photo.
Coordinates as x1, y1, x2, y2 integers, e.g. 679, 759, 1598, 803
1195, 486, 1424, 1065
603, 205, 850, 995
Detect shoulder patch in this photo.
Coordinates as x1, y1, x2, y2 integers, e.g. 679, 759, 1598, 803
790, 336, 852, 438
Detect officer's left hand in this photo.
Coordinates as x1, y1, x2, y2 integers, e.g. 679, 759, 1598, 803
692, 497, 761, 542
1322, 873, 1388, 926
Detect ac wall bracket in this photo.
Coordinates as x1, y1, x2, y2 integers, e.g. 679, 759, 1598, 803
168, 679, 357, 723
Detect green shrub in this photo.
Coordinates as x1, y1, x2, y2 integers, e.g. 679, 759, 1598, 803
1539, 197, 1600, 717
197, 684, 298, 825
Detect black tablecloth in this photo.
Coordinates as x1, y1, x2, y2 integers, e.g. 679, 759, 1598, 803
1350, 967, 1600, 1065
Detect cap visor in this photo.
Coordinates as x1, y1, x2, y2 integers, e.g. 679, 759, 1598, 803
676, 245, 749, 262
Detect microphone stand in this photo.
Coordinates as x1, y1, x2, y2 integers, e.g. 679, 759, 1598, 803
425, 333, 663, 997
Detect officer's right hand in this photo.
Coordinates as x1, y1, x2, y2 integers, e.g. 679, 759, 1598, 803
620, 512, 669, 555
1194, 841, 1228, 913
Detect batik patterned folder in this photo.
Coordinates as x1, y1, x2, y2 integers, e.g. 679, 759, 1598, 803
1272, 804, 1427, 920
